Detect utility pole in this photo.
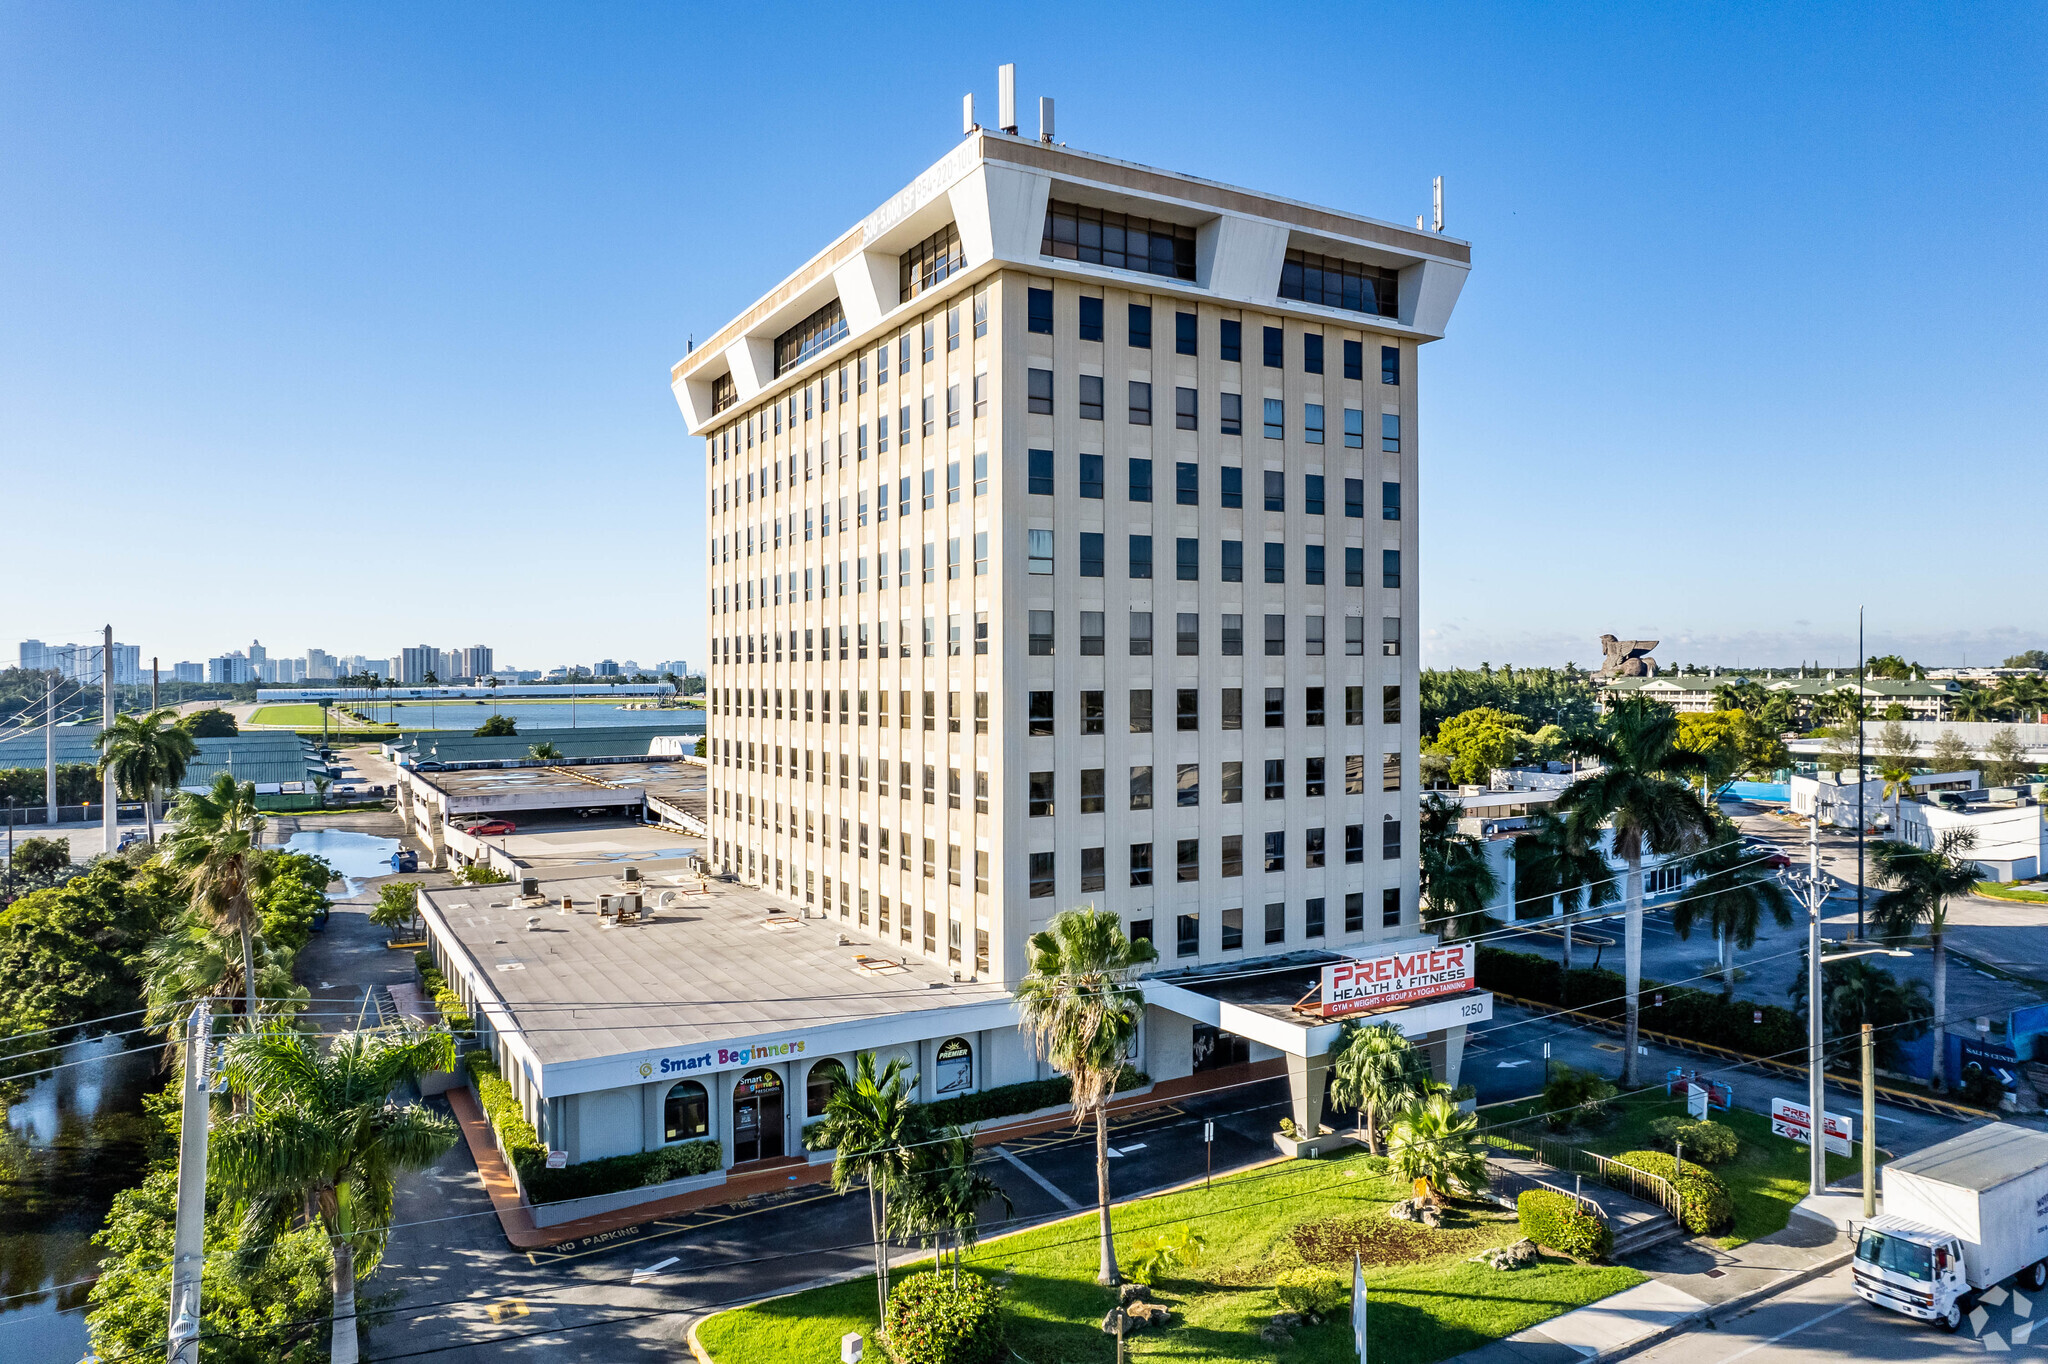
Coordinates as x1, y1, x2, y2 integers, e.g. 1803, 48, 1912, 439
1856, 607, 1866, 939
153, 657, 160, 713
167, 1001, 214, 1363
1862, 1023, 1878, 1219
102, 625, 118, 855
45, 672, 57, 826
1783, 811, 1833, 1197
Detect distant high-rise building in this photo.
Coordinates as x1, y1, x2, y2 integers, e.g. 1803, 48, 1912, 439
461, 646, 494, 680
208, 653, 250, 685
400, 646, 437, 684
18, 640, 46, 672
248, 640, 267, 672
306, 649, 336, 681
595, 659, 620, 677
110, 643, 141, 685
173, 661, 205, 684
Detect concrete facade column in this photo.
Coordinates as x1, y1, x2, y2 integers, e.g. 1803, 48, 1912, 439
1285, 1049, 1333, 1145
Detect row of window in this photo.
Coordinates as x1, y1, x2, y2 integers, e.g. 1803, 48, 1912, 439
711, 450, 991, 523
1023, 373, 1400, 449
709, 683, 1403, 729
1027, 292, 1402, 382
1025, 609, 1402, 658
1025, 754, 1401, 814
1025, 534, 1399, 587
1024, 826, 1402, 897
1024, 454, 1401, 518
1144, 890, 1405, 958
710, 842, 989, 966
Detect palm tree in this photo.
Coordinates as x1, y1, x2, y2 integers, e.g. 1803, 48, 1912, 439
1014, 906, 1159, 1285
1872, 831, 1981, 1090
138, 914, 309, 1050
810, 1051, 924, 1328
1789, 953, 1932, 1073
886, 1124, 1012, 1287
1387, 1092, 1488, 1201
1418, 791, 1501, 940
1328, 1022, 1431, 1154
528, 741, 564, 761
1561, 695, 1716, 1085
1669, 816, 1796, 990
160, 772, 274, 1019
93, 707, 197, 845
211, 1020, 458, 1364
1511, 809, 1617, 981
1952, 688, 2000, 723
1878, 759, 1917, 834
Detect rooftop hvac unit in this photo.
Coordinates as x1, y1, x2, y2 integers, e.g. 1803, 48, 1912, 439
521, 877, 539, 898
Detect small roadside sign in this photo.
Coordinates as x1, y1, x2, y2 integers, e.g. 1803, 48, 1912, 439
546, 1150, 568, 1170
1688, 1084, 1708, 1120
841, 1332, 864, 1363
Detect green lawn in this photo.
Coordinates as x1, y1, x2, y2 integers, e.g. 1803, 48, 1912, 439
1487, 1094, 1861, 1247
247, 703, 396, 729
1976, 881, 2048, 904
696, 1149, 1641, 1364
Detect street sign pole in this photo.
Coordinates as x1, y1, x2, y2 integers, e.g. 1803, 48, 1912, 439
1204, 1120, 1214, 1188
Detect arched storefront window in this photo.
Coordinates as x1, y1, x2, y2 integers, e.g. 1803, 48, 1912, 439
806, 1058, 848, 1118
664, 1080, 709, 1142
935, 1037, 973, 1096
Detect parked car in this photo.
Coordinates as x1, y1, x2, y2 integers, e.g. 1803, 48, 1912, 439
1743, 842, 1791, 869
468, 819, 517, 836
412, 761, 447, 772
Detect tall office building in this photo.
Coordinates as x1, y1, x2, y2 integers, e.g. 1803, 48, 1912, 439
19, 640, 47, 672
461, 646, 494, 680
111, 643, 141, 686
400, 646, 437, 685
675, 125, 1467, 984
173, 662, 205, 684
306, 648, 336, 681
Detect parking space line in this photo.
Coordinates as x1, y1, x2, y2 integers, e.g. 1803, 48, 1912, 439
996, 1146, 1080, 1210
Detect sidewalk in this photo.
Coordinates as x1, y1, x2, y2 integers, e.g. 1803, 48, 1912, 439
1449, 1191, 1856, 1363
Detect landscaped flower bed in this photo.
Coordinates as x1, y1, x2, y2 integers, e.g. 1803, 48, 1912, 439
695, 1147, 1641, 1364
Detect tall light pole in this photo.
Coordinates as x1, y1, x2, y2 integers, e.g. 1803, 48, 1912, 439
1783, 809, 1911, 1198
101, 625, 117, 854
167, 1002, 214, 1363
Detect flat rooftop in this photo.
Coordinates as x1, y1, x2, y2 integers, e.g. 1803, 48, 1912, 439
422, 859, 1008, 1070
412, 758, 703, 805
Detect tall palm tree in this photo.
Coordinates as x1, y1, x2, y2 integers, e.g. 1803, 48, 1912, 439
885, 1124, 1011, 1287
810, 1051, 924, 1328
137, 913, 308, 1049
211, 1020, 457, 1364
1328, 1022, 1431, 1154
93, 707, 197, 845
1669, 817, 1796, 990
1511, 809, 1618, 981
1878, 759, 1917, 833
1952, 688, 2000, 723
160, 772, 274, 1019
1418, 791, 1501, 940
528, 741, 564, 761
1561, 695, 1716, 1085
1014, 906, 1159, 1286
1872, 831, 1981, 1090
1387, 1091, 1488, 1201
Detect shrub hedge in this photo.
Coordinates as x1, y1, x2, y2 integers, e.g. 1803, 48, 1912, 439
416, 959, 474, 1037
1647, 1116, 1739, 1165
1517, 1188, 1611, 1260
917, 1067, 1147, 1129
1611, 1150, 1734, 1235
1274, 1265, 1348, 1317
885, 1271, 1005, 1364
1477, 947, 1806, 1060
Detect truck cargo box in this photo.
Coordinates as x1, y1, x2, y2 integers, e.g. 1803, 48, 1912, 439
1882, 1125, 2048, 1290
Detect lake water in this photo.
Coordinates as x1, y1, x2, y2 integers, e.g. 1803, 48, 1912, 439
358, 701, 703, 731
278, 829, 404, 896
0, 1033, 162, 1364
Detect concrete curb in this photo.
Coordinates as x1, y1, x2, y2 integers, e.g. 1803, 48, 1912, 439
1593, 1249, 1854, 1362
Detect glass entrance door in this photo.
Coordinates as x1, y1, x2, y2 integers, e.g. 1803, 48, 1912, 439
732, 1068, 785, 1162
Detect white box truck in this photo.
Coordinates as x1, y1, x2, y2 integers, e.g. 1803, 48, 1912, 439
1854, 1125, 2048, 1331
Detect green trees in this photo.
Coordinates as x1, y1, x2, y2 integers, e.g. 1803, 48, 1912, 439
1429, 707, 1529, 785
1929, 729, 1973, 774
1014, 907, 1157, 1285
1510, 810, 1616, 978
1985, 728, 2031, 786
1418, 791, 1500, 940
161, 773, 274, 1019
1560, 695, 1715, 1085
1872, 831, 1981, 1090
1788, 955, 1931, 1072
527, 741, 564, 761
886, 1124, 1011, 1286
810, 1051, 924, 1326
1418, 665, 1599, 739
1865, 654, 1917, 681
1387, 1092, 1488, 1200
473, 715, 518, 737
178, 707, 239, 738
1327, 1022, 1431, 1154
1669, 816, 1795, 990
94, 707, 198, 844
8, 834, 73, 882
211, 1020, 458, 1364
370, 882, 420, 938
2003, 650, 2048, 670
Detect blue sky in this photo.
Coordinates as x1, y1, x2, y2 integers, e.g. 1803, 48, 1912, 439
4, 3, 2043, 673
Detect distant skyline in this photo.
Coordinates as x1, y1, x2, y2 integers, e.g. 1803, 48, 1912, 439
5, 5, 2043, 668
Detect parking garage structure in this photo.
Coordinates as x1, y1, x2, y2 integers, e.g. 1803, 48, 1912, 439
394, 756, 704, 869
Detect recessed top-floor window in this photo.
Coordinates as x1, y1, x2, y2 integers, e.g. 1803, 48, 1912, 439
1279, 249, 1400, 318
774, 299, 849, 377
1042, 199, 1196, 281
710, 372, 737, 414
900, 222, 965, 303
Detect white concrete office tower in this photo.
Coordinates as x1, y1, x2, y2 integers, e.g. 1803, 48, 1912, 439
674, 129, 1467, 990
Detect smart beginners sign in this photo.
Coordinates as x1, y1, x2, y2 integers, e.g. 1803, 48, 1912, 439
1322, 945, 1474, 1017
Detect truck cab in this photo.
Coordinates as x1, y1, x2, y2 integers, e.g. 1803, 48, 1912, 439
1855, 1218, 1967, 1330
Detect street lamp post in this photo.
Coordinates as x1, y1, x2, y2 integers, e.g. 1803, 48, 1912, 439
1782, 810, 1911, 1199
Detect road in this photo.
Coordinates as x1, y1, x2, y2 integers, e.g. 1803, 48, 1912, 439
1633, 1263, 2018, 1363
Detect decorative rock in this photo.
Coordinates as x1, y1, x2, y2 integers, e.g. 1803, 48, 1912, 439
1388, 1198, 1423, 1222
1101, 1301, 1172, 1334
1420, 1205, 1444, 1229
1479, 1237, 1541, 1270
1118, 1283, 1152, 1306
1260, 1311, 1303, 1344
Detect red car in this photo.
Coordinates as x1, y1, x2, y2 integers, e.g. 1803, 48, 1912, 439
468, 819, 517, 836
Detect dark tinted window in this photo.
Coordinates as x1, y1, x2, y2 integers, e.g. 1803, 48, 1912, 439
1175, 312, 1197, 355
1079, 532, 1104, 578
1176, 461, 1198, 504
1128, 304, 1152, 349
1129, 458, 1153, 502
1219, 319, 1241, 362
1028, 288, 1053, 334
1382, 345, 1401, 384
1383, 481, 1401, 520
1303, 333, 1324, 374
1078, 296, 1103, 341
1028, 368, 1052, 413
1343, 339, 1363, 380
1345, 477, 1365, 518
1176, 538, 1198, 581
1079, 453, 1104, 499
1263, 326, 1283, 368
1220, 466, 1242, 508
1129, 535, 1153, 579
1220, 540, 1243, 582
1027, 449, 1053, 495
1078, 374, 1103, 421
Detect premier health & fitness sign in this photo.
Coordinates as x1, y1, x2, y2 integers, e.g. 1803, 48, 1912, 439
1322, 945, 1474, 1018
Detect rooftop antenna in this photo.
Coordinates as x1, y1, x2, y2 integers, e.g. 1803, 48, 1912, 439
998, 62, 1017, 135
962, 92, 977, 136
1039, 95, 1055, 144
1433, 175, 1444, 232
